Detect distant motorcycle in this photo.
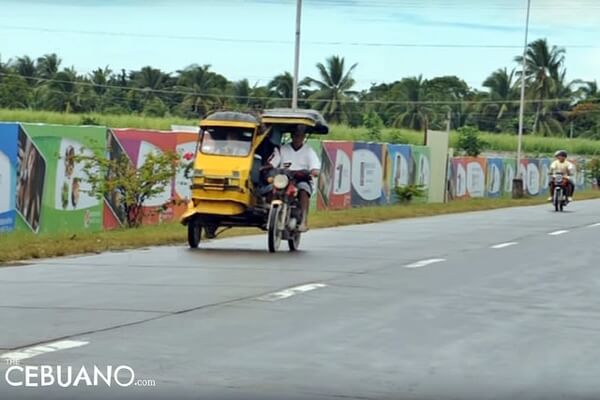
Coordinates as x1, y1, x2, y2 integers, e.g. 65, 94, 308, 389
550, 172, 569, 212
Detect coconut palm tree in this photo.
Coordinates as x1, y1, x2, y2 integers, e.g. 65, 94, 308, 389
13, 56, 36, 84
515, 39, 565, 134
131, 66, 168, 91
267, 72, 311, 107
0, 54, 12, 75
89, 66, 113, 95
387, 75, 432, 130
581, 80, 598, 101
176, 64, 228, 116
36, 53, 62, 79
483, 68, 517, 120
307, 55, 358, 123
268, 72, 294, 100
44, 68, 82, 112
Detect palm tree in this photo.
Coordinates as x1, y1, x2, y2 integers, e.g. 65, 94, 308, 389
227, 79, 272, 111
0, 54, 12, 75
515, 39, 565, 134
89, 66, 113, 95
44, 68, 80, 112
267, 72, 311, 107
388, 75, 432, 130
268, 72, 294, 100
483, 68, 516, 121
231, 79, 251, 106
176, 64, 228, 116
131, 66, 168, 91
36, 53, 62, 79
581, 80, 598, 101
129, 66, 172, 112
307, 55, 358, 123
13, 56, 36, 84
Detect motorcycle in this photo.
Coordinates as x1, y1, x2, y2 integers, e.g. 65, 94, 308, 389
550, 172, 569, 212
266, 167, 311, 252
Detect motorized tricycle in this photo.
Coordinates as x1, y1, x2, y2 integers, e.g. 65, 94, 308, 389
179, 108, 329, 252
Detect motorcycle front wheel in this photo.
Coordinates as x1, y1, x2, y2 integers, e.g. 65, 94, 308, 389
267, 204, 284, 253
288, 231, 301, 252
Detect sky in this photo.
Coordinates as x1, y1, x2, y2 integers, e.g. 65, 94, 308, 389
1, 0, 599, 91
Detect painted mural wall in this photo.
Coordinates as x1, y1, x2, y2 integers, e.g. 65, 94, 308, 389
0, 122, 596, 234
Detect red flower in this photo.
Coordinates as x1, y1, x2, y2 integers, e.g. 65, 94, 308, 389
183, 152, 194, 161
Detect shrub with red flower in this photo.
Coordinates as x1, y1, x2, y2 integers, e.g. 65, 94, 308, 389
182, 151, 195, 179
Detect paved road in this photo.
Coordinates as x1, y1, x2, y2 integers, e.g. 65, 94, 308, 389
1, 200, 599, 400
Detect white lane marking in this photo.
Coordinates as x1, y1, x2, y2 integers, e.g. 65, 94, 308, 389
491, 242, 518, 249
404, 258, 446, 269
0, 340, 89, 362
258, 283, 327, 301
589, 223, 600, 228
548, 230, 569, 236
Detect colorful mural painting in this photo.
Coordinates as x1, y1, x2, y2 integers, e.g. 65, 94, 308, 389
0, 122, 596, 234
411, 146, 431, 202
351, 143, 384, 207
387, 144, 412, 203
112, 128, 178, 226
0, 123, 18, 232
450, 157, 487, 199
18, 124, 106, 234
486, 158, 503, 198
316, 141, 353, 210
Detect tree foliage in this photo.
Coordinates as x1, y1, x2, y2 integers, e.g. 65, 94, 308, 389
73, 148, 181, 228
0, 37, 598, 137
457, 126, 487, 157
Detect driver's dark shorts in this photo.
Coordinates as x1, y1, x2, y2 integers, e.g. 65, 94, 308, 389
297, 181, 313, 196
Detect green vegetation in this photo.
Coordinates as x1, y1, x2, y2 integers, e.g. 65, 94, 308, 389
587, 158, 600, 185
1, 38, 598, 138
2, 192, 600, 264
0, 108, 196, 130
457, 126, 488, 157
323, 125, 600, 156
73, 148, 182, 227
394, 184, 427, 203
2, 108, 600, 155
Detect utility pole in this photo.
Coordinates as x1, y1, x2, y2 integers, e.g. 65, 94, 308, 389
513, 0, 531, 198
292, 0, 303, 110
570, 122, 574, 139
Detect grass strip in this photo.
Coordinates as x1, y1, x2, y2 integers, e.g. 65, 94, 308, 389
2, 191, 599, 264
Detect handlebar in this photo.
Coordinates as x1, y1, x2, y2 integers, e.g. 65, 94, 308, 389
272, 167, 311, 182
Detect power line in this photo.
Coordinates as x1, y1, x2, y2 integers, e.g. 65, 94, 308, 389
262, 0, 600, 10
1, 25, 598, 49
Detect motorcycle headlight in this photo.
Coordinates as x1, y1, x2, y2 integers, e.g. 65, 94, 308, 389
273, 174, 289, 189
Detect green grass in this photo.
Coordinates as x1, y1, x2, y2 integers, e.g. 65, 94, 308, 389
0, 109, 197, 131
2, 108, 600, 154
2, 191, 599, 264
326, 125, 600, 156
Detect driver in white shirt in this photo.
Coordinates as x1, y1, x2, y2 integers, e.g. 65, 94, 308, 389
267, 124, 320, 232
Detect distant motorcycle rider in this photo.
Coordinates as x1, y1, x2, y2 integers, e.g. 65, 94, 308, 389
548, 150, 575, 202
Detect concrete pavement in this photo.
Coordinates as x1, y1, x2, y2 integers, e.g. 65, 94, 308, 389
1, 200, 599, 399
